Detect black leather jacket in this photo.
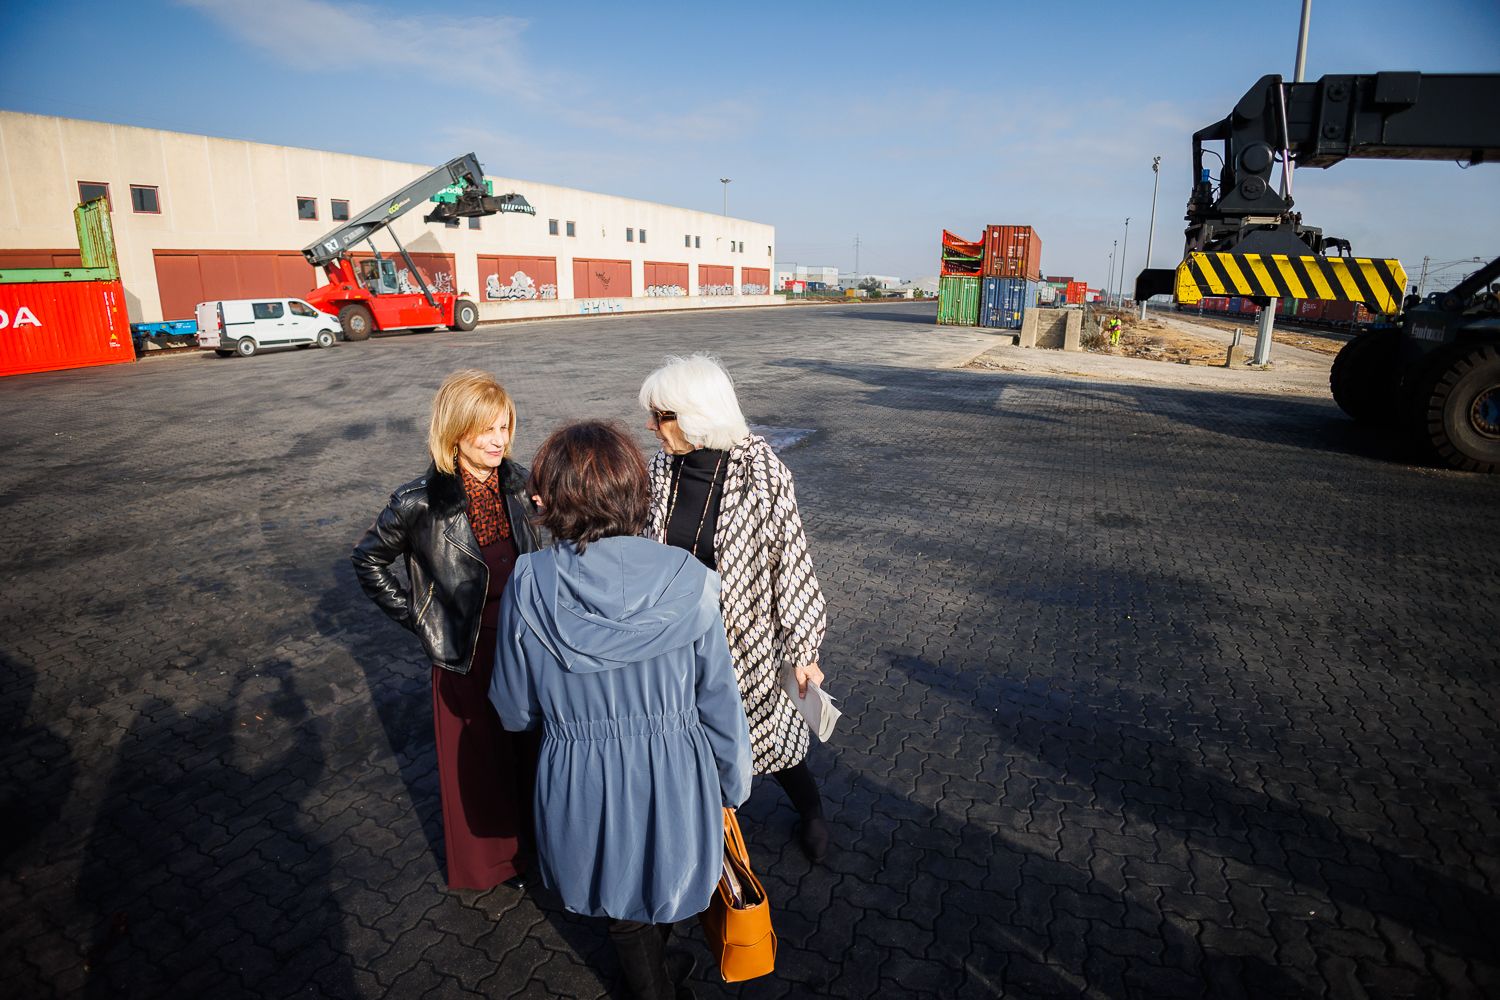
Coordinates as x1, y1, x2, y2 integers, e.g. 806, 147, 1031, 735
351, 459, 543, 674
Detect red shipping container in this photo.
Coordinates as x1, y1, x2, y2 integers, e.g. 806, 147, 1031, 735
1, 279, 133, 377
1064, 280, 1087, 304
982, 225, 1042, 280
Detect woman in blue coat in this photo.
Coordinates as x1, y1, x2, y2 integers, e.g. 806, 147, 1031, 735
490, 420, 751, 1000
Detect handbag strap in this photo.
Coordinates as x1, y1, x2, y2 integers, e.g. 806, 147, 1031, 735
723, 807, 752, 866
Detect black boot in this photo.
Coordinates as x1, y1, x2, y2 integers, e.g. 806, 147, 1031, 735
610, 921, 673, 1000
797, 816, 830, 863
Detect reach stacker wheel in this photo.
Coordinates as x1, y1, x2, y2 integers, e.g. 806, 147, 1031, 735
453, 299, 479, 332
1329, 328, 1400, 424
1422, 342, 1500, 473
339, 304, 374, 341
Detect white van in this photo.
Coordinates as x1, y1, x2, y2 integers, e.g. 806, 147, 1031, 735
195, 298, 340, 357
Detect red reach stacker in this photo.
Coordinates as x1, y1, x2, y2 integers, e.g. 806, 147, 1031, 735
301, 153, 533, 340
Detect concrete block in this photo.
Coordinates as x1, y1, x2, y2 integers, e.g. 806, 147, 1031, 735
1018, 310, 1040, 348
1034, 310, 1068, 350
1063, 309, 1083, 352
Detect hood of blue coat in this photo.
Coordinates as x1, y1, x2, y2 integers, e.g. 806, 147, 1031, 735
513, 536, 722, 673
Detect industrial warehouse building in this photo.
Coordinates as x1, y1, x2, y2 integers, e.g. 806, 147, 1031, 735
0, 111, 779, 326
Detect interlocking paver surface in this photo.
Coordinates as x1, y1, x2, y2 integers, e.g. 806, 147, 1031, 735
2, 302, 1498, 999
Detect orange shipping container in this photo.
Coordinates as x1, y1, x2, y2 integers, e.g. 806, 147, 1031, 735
1, 279, 134, 377
982, 225, 1043, 281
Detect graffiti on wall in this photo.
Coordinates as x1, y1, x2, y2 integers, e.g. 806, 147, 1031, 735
739, 283, 769, 296
486, 271, 558, 301
579, 299, 624, 314
396, 269, 455, 295
698, 283, 735, 297
646, 284, 686, 297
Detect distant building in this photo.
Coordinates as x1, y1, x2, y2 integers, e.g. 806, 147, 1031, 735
838, 272, 903, 290
776, 262, 839, 289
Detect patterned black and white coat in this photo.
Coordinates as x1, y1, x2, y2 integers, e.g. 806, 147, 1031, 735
646, 434, 828, 774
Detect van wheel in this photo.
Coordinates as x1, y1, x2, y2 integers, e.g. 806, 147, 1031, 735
339, 304, 374, 341
453, 299, 479, 331
235, 338, 258, 358
315, 330, 336, 349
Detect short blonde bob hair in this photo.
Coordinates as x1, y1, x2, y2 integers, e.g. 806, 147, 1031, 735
428, 369, 516, 474
638, 354, 750, 451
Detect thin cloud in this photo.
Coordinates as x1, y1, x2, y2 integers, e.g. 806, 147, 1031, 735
177, 0, 539, 98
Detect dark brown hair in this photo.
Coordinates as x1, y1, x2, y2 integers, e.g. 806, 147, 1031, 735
530, 421, 650, 551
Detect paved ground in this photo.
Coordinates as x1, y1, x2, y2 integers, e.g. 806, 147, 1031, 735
3, 301, 1499, 999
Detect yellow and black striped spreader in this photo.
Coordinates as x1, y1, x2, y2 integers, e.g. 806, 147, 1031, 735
1174, 253, 1407, 314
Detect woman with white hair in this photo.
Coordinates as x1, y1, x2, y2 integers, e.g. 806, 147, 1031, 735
639, 354, 832, 862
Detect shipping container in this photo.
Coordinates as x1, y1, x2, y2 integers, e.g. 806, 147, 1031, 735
0, 279, 133, 377
937, 276, 980, 326
981, 225, 1043, 281
1064, 281, 1087, 305
978, 277, 1036, 329
941, 230, 984, 258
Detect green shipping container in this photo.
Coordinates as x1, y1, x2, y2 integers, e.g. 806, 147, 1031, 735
937, 276, 980, 326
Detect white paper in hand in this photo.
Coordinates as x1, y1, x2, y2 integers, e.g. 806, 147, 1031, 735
781, 670, 842, 742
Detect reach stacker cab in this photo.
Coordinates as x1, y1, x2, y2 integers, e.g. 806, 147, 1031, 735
300, 153, 533, 340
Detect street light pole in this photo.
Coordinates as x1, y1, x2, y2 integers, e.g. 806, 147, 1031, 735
1140, 157, 1161, 321
720, 178, 731, 216
1107, 241, 1116, 306
1119, 217, 1131, 307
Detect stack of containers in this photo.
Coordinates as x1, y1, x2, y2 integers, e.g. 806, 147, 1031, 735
937, 230, 983, 325
979, 225, 1042, 329
1, 199, 133, 378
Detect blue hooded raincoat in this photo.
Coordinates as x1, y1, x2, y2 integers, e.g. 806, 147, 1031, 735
489, 535, 752, 924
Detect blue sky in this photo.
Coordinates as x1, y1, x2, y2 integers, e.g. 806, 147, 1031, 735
3, 0, 1498, 290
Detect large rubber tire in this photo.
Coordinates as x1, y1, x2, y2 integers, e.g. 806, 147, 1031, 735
1421, 342, 1500, 473
235, 337, 258, 358
1329, 328, 1400, 424
453, 299, 479, 332
339, 304, 374, 341
315, 329, 336, 349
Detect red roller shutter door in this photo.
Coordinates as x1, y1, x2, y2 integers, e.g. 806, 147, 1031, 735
0, 249, 85, 269
741, 268, 770, 294
572, 259, 632, 298
698, 264, 733, 296
644, 262, 689, 297
152, 250, 320, 321
478, 255, 558, 300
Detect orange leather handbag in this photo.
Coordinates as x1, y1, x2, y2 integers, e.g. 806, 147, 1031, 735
699, 807, 776, 982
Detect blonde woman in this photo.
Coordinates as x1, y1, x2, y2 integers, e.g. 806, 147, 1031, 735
639, 354, 832, 862
352, 369, 543, 891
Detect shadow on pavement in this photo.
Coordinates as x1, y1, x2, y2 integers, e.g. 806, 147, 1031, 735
0, 652, 75, 870
75, 660, 355, 997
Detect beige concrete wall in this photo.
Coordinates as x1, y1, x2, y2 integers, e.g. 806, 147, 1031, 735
0, 111, 779, 323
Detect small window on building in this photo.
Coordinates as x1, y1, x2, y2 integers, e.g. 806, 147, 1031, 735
129, 185, 160, 214
549, 218, 559, 235
78, 181, 111, 209
331, 199, 350, 221
252, 301, 285, 320
566, 221, 576, 237
768, 246, 772, 256
289, 301, 319, 318
297, 197, 318, 220
626, 228, 635, 242
738, 241, 744, 253
695, 236, 701, 249
639, 229, 647, 244
468, 216, 482, 230
685, 235, 692, 248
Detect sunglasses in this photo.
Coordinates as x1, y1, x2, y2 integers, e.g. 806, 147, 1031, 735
649, 407, 678, 423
